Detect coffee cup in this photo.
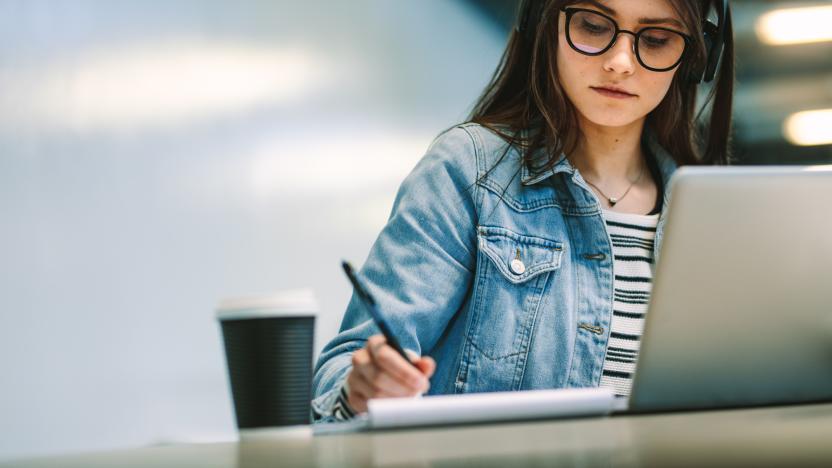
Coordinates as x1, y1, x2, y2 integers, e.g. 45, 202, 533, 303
216, 289, 318, 429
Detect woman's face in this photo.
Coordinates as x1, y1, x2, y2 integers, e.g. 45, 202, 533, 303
556, 0, 687, 129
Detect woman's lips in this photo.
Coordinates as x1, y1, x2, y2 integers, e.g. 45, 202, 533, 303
591, 87, 637, 99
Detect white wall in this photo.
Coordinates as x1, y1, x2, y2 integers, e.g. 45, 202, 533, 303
0, 0, 506, 461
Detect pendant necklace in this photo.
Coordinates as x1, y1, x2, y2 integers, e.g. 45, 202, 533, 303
584, 161, 645, 207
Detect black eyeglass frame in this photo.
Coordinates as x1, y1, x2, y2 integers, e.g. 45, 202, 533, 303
561, 6, 693, 73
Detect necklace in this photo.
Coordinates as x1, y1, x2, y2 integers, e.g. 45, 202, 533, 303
583, 161, 645, 207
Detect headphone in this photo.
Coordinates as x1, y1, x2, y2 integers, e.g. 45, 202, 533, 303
515, 0, 730, 84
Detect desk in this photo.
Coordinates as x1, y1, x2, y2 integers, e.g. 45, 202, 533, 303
5, 403, 832, 467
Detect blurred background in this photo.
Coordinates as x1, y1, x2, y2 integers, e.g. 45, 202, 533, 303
0, 0, 830, 462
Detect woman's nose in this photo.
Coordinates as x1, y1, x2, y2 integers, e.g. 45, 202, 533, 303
603, 33, 637, 75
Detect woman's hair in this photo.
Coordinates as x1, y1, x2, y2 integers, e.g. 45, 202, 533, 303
466, 0, 735, 177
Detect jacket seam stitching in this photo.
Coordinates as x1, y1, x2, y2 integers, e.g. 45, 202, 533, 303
562, 216, 580, 384
512, 271, 548, 389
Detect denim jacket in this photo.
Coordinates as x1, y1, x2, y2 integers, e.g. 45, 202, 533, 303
311, 123, 678, 422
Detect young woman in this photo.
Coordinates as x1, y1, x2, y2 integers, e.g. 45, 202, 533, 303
312, 0, 734, 421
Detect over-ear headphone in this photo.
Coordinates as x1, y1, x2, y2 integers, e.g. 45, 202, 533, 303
514, 0, 730, 84
693, 0, 730, 84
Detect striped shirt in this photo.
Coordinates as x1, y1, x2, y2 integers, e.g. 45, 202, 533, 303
598, 208, 660, 398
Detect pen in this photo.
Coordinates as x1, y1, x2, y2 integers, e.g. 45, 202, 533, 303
341, 260, 417, 368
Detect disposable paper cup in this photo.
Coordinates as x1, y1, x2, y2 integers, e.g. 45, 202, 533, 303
217, 289, 318, 429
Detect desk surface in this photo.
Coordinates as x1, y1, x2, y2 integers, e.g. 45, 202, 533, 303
6, 403, 832, 467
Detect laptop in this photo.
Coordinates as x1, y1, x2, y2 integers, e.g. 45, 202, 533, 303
316, 165, 832, 433
626, 165, 832, 413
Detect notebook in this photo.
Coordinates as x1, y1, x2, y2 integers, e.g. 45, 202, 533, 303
313, 387, 617, 434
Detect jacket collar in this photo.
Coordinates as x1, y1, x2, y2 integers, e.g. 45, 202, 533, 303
520, 151, 574, 186
519, 127, 678, 188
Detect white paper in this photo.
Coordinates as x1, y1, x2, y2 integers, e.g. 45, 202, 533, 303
366, 387, 616, 429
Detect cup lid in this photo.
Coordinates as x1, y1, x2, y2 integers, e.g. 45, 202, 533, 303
216, 288, 318, 320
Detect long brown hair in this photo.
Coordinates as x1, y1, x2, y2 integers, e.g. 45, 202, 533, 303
466, 0, 735, 179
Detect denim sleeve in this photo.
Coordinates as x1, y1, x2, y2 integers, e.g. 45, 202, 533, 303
310, 125, 480, 422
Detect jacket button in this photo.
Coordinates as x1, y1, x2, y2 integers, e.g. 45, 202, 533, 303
510, 258, 526, 274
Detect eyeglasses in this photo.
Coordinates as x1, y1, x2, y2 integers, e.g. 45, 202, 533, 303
562, 7, 691, 72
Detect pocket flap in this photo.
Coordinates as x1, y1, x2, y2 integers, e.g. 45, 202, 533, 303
477, 226, 564, 284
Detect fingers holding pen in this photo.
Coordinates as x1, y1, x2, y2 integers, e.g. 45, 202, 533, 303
351, 352, 414, 396
346, 335, 434, 413
367, 335, 429, 392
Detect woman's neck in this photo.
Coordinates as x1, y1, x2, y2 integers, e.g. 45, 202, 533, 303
569, 116, 646, 184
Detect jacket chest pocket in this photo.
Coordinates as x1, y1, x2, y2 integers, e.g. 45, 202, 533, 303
466, 226, 564, 362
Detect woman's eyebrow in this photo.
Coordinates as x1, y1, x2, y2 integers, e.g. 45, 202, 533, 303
575, 0, 685, 29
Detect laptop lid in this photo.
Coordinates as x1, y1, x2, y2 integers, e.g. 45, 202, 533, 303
628, 166, 832, 413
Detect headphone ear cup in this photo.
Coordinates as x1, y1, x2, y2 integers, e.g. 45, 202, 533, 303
703, 27, 715, 61
695, 0, 729, 84
690, 20, 718, 84
703, 25, 725, 83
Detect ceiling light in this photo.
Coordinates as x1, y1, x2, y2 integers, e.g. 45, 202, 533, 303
783, 109, 832, 146
756, 5, 832, 45
23, 42, 329, 130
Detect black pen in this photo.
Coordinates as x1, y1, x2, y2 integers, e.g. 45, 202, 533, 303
341, 260, 417, 368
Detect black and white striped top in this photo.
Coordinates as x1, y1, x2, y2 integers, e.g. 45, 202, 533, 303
598, 208, 659, 398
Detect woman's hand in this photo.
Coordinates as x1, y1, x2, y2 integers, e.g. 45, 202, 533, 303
346, 334, 436, 413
